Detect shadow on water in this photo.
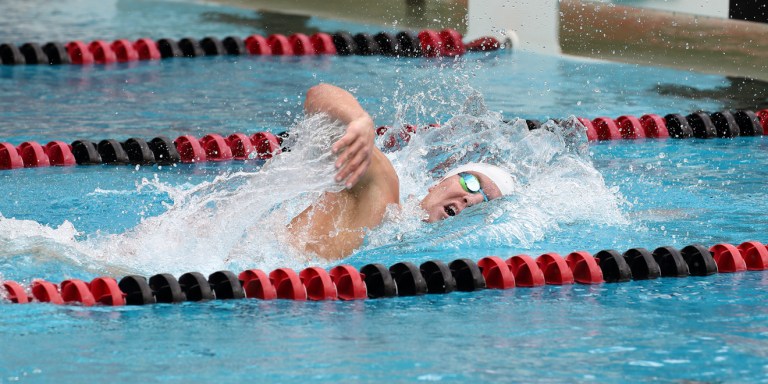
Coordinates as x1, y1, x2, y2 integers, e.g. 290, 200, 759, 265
201, 10, 320, 35
656, 76, 768, 111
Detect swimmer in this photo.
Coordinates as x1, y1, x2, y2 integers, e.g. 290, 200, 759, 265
287, 83, 516, 260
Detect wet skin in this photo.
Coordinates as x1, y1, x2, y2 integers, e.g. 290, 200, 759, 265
419, 172, 503, 223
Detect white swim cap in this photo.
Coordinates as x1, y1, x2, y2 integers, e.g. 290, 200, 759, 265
442, 162, 517, 195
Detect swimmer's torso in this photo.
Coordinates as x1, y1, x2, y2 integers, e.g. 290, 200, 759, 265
287, 149, 399, 260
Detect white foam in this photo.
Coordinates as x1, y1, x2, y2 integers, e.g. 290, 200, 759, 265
366, 95, 628, 253
0, 94, 628, 276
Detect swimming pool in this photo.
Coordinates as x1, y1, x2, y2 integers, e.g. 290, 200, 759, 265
2, 0, 768, 382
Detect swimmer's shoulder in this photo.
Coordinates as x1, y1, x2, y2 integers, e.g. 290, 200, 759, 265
347, 148, 400, 220
369, 148, 400, 205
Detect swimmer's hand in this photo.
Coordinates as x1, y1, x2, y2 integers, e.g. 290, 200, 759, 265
332, 114, 374, 188
303, 83, 377, 188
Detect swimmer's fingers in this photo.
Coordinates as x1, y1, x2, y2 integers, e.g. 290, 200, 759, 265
333, 116, 373, 167
350, 150, 373, 186
339, 143, 371, 188
332, 115, 374, 187
332, 130, 359, 168
334, 138, 367, 183
331, 130, 355, 155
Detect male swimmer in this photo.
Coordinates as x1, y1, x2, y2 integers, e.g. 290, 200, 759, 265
287, 84, 516, 260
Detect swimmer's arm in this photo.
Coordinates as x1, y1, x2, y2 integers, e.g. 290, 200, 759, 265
304, 83, 376, 188
289, 84, 399, 260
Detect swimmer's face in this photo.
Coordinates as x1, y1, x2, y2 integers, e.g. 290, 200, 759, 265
419, 172, 503, 223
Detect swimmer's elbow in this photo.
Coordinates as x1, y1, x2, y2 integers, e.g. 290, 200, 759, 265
306, 84, 324, 100
308, 83, 332, 95
305, 83, 334, 110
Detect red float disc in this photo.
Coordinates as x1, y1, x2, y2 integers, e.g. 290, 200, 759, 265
66, 41, 94, 65
382, 135, 397, 149
226, 133, 255, 160
0, 142, 23, 170
173, 135, 207, 163
417, 29, 443, 57
477, 256, 515, 289
592, 117, 622, 140
737, 241, 768, 271
111, 39, 139, 62
299, 267, 337, 301
266, 34, 293, 55
269, 268, 306, 300
310, 33, 337, 54
535, 253, 575, 285
17, 141, 50, 168
2, 281, 29, 304
565, 251, 604, 284
577, 117, 599, 141
376, 126, 389, 136
134, 38, 161, 60
245, 35, 272, 55
250, 132, 282, 159
88, 40, 117, 64
757, 109, 768, 135
615, 115, 646, 139
439, 29, 465, 56
464, 36, 501, 52
289, 33, 315, 55
505, 255, 545, 287
709, 243, 747, 273
329, 265, 367, 300
200, 133, 233, 161
45, 141, 76, 166
640, 114, 669, 139
61, 279, 96, 306
31, 280, 64, 305
239, 269, 277, 300
90, 277, 126, 306
398, 126, 414, 143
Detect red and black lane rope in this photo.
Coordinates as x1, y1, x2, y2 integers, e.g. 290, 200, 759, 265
377, 108, 768, 149
0, 131, 285, 170
0, 29, 501, 66
573, 110, 768, 141
2, 107, 766, 171
2, 240, 767, 306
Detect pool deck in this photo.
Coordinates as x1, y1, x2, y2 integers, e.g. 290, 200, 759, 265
559, 0, 768, 82
213, 0, 468, 34
213, 0, 768, 95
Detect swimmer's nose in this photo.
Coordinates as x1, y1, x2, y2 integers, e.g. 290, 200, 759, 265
463, 192, 484, 207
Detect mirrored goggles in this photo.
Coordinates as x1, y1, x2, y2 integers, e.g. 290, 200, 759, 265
458, 172, 488, 202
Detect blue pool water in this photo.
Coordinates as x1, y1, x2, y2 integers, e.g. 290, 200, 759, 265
1, 0, 767, 382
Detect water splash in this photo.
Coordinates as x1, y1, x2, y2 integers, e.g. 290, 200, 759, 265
92, 113, 350, 275
365, 94, 628, 256
0, 93, 628, 280
0, 114, 347, 278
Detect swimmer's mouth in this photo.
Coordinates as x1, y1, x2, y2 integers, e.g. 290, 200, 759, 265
444, 205, 457, 217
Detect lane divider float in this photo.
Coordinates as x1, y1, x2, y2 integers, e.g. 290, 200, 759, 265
0, 132, 284, 170
572, 110, 768, 141
0, 29, 501, 66
1, 108, 765, 171
377, 108, 768, 150
3, 240, 767, 306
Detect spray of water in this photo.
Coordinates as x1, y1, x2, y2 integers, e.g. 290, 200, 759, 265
364, 92, 628, 257
0, 88, 628, 280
